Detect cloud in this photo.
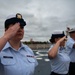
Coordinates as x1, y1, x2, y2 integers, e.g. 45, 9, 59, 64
0, 0, 75, 41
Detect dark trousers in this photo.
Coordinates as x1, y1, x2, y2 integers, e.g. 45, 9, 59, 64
69, 62, 75, 75
0, 63, 4, 75
50, 72, 68, 75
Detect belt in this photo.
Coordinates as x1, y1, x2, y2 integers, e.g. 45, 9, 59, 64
70, 62, 75, 64
50, 72, 68, 75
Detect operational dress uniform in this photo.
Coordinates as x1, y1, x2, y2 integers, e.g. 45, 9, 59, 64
49, 45, 70, 75
0, 42, 38, 75
66, 37, 75, 75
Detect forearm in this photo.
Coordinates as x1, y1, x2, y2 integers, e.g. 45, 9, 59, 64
48, 41, 60, 58
0, 23, 20, 51
0, 36, 9, 51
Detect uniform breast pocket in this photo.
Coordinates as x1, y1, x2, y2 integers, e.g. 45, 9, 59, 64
27, 57, 36, 63
1, 57, 16, 66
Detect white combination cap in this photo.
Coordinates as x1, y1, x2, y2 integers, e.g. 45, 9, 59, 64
52, 30, 64, 35
68, 28, 75, 33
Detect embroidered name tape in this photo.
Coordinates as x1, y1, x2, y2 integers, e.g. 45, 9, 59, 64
3, 56, 13, 59
26, 55, 34, 58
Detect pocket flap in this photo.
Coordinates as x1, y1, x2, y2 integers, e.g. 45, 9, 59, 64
1, 57, 16, 65
26, 55, 36, 63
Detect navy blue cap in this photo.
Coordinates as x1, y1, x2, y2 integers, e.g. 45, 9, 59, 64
5, 13, 26, 28
52, 30, 65, 37
50, 30, 65, 43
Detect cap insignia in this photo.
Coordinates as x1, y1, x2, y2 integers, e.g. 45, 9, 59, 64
16, 13, 22, 19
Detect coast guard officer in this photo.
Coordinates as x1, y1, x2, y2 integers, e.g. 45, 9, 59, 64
0, 13, 38, 75
48, 30, 70, 75
66, 28, 75, 75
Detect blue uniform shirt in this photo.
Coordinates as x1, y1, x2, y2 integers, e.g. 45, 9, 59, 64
0, 42, 38, 75
66, 37, 75, 62
49, 45, 70, 74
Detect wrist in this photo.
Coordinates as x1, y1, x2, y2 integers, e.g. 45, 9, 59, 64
56, 41, 61, 46
2, 35, 10, 41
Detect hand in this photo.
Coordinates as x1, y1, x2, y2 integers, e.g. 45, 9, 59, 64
58, 36, 67, 43
3, 22, 20, 40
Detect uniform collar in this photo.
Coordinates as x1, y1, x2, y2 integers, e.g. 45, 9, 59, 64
70, 37, 75, 41
20, 43, 26, 50
2, 42, 11, 51
2, 42, 25, 51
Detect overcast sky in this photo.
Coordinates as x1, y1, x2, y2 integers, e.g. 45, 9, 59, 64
0, 0, 75, 41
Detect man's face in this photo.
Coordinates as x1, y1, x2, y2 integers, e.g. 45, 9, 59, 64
70, 32, 75, 40
72, 32, 75, 38
14, 27, 24, 40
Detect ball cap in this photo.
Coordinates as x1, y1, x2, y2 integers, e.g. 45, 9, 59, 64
5, 13, 26, 28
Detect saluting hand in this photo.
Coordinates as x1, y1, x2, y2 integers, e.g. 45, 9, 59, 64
58, 36, 67, 43
4, 22, 20, 40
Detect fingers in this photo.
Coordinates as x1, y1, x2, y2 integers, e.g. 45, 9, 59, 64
58, 36, 67, 43
8, 22, 20, 34
10, 22, 20, 30
61, 36, 67, 41
4, 23, 20, 40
